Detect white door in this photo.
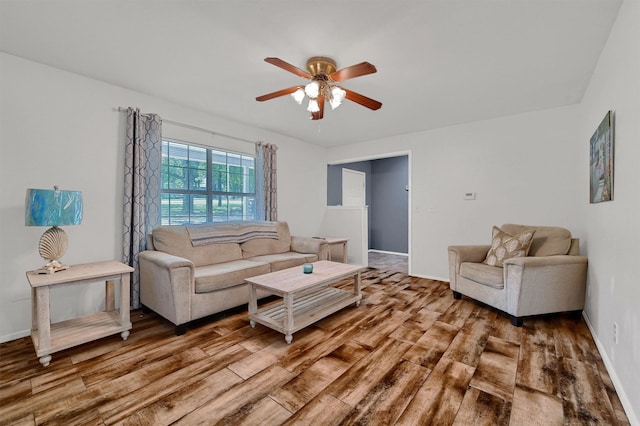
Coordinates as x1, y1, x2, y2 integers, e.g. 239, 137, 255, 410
342, 168, 366, 206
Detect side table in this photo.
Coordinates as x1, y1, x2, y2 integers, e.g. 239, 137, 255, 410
323, 237, 349, 263
26, 260, 134, 367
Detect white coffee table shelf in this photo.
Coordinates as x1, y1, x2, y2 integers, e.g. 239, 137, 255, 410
246, 261, 364, 344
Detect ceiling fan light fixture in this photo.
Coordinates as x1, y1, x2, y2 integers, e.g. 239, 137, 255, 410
257, 56, 382, 120
291, 87, 305, 104
304, 81, 320, 98
307, 99, 320, 113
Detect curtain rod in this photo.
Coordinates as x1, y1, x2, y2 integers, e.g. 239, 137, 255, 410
115, 107, 257, 145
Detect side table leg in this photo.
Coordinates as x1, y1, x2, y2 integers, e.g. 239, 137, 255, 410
119, 273, 131, 327
39, 355, 52, 367
105, 279, 115, 312
36, 286, 51, 355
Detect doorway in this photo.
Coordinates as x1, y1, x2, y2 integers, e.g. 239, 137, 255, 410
326, 153, 411, 273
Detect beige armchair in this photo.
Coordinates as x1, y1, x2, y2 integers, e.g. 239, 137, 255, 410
448, 224, 588, 326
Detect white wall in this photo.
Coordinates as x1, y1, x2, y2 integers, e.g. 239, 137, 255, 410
328, 105, 583, 281
0, 53, 327, 342
578, 0, 639, 423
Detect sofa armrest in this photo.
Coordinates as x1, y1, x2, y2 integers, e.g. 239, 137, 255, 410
139, 250, 195, 326
448, 245, 490, 264
291, 236, 329, 260
447, 245, 490, 290
503, 255, 588, 317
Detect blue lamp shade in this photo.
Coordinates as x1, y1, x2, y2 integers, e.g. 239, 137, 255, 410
25, 187, 83, 273
25, 188, 83, 226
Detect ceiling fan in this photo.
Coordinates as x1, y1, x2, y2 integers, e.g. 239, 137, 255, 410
256, 57, 382, 120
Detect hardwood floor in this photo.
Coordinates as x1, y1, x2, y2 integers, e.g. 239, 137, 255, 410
0, 269, 630, 425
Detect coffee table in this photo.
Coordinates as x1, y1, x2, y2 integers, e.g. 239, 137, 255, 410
246, 260, 364, 344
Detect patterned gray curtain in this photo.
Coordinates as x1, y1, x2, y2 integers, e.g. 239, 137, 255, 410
255, 142, 278, 221
123, 107, 162, 308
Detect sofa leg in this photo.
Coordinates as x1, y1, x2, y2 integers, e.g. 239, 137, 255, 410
510, 315, 523, 327
452, 291, 462, 300
175, 324, 187, 336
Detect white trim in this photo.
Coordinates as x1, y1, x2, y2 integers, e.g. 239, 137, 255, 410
411, 273, 450, 282
583, 313, 639, 426
369, 249, 408, 257
0, 328, 30, 344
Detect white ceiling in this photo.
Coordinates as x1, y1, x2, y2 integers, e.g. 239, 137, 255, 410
0, 0, 622, 147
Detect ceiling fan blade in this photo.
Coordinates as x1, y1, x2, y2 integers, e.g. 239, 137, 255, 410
311, 96, 325, 120
256, 86, 300, 102
264, 57, 313, 79
344, 89, 382, 110
330, 62, 377, 82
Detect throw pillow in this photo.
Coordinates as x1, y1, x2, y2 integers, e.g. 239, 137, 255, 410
483, 226, 535, 267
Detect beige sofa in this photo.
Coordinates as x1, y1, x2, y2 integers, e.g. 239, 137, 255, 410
139, 221, 328, 334
448, 224, 588, 326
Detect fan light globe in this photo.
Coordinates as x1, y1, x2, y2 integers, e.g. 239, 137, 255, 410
307, 99, 320, 113
304, 81, 320, 98
291, 87, 305, 104
330, 86, 346, 109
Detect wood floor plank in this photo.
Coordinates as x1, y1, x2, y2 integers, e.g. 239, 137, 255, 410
516, 325, 559, 395
340, 359, 430, 425
325, 337, 412, 408
269, 354, 352, 412
442, 319, 492, 367
281, 392, 352, 426
453, 386, 512, 426
0, 376, 86, 424
403, 321, 459, 370
352, 308, 412, 349
115, 368, 243, 426
0, 267, 629, 425
396, 357, 476, 425
558, 357, 617, 424
227, 396, 292, 426
172, 365, 295, 425
469, 336, 520, 401
509, 385, 564, 426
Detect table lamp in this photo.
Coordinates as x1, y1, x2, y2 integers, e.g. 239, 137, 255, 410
25, 186, 83, 273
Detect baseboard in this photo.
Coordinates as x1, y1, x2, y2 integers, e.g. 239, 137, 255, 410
409, 273, 449, 282
583, 312, 639, 426
0, 328, 31, 344
368, 249, 408, 257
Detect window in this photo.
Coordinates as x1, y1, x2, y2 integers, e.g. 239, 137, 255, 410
161, 140, 256, 224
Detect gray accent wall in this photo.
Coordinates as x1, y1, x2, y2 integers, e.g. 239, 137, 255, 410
327, 156, 408, 253
370, 156, 408, 253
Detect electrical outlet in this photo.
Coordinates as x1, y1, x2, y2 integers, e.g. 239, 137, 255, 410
613, 322, 618, 344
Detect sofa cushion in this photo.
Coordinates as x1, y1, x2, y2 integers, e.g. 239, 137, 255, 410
248, 252, 318, 272
152, 226, 242, 267
241, 221, 292, 258
194, 260, 270, 293
483, 226, 535, 267
501, 224, 572, 256
460, 262, 504, 289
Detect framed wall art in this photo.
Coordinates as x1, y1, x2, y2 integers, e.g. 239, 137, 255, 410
589, 110, 614, 203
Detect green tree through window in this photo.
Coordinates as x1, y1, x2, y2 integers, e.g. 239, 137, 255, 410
161, 140, 256, 224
